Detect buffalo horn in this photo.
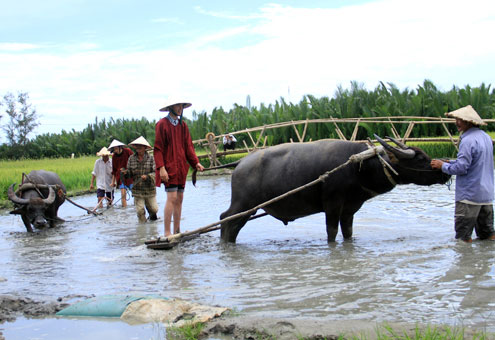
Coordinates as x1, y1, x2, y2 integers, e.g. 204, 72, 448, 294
42, 186, 56, 205
7, 183, 29, 205
386, 136, 408, 150
374, 134, 415, 159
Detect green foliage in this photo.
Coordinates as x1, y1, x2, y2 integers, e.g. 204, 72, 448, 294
1, 92, 40, 152
1, 80, 495, 159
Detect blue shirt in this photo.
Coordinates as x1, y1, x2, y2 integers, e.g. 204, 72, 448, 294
442, 127, 494, 203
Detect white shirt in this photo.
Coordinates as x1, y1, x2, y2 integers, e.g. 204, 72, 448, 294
223, 135, 237, 145
92, 158, 113, 191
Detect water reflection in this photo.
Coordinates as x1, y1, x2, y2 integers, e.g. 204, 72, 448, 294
1, 176, 495, 332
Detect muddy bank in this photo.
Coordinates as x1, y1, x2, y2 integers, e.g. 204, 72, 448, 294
204, 316, 494, 340
0, 294, 85, 323
1, 295, 493, 340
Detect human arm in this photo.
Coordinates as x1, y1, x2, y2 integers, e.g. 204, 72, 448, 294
183, 123, 201, 170
154, 120, 169, 183
90, 174, 96, 190
440, 140, 473, 176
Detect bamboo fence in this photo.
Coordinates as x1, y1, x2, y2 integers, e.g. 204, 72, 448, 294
193, 116, 495, 166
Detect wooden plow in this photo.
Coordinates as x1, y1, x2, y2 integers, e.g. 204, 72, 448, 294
145, 145, 387, 250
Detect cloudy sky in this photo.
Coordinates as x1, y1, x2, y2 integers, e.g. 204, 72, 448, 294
0, 0, 494, 139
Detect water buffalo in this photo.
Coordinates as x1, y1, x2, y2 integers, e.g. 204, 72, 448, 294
219, 136, 450, 243
8, 170, 66, 232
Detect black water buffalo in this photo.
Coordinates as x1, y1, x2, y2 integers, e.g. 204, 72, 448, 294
8, 170, 66, 232
219, 136, 450, 243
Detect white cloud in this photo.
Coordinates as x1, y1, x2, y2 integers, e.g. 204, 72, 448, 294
0, 43, 41, 51
1, 0, 494, 138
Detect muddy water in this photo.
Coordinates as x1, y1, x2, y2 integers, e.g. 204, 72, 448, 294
1, 175, 495, 338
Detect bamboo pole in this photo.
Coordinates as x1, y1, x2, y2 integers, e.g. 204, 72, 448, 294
388, 118, 401, 140
403, 122, 415, 143
350, 119, 361, 141
440, 117, 459, 151
301, 120, 309, 142
330, 116, 347, 140
292, 121, 303, 142
254, 126, 266, 148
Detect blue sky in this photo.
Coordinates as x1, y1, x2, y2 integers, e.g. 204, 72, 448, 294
1, 0, 494, 139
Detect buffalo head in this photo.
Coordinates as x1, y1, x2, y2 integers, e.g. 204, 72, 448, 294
374, 134, 450, 186
8, 183, 56, 229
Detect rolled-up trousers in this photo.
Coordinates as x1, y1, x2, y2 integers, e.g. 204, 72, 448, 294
454, 202, 494, 240
134, 196, 158, 223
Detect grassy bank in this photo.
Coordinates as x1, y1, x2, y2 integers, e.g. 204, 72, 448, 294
0, 156, 95, 208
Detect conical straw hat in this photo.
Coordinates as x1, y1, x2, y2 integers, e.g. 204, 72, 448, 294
129, 136, 151, 149
96, 147, 111, 156
445, 105, 486, 126
159, 100, 192, 112
108, 139, 126, 151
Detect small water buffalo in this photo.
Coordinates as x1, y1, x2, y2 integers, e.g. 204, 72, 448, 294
8, 170, 66, 232
219, 136, 450, 243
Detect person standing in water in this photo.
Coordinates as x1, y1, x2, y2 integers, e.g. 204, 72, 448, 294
154, 100, 204, 237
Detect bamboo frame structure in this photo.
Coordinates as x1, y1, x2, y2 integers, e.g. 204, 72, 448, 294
194, 116, 495, 162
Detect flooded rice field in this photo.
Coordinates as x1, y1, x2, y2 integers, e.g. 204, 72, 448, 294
1, 175, 495, 339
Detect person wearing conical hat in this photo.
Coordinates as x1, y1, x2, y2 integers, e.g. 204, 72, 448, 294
154, 100, 205, 236
108, 139, 133, 208
90, 147, 114, 210
125, 136, 158, 223
431, 105, 494, 242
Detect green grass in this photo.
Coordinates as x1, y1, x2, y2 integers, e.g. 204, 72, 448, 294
0, 156, 95, 207
166, 322, 205, 340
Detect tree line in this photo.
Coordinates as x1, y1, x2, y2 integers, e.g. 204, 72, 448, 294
1, 80, 494, 160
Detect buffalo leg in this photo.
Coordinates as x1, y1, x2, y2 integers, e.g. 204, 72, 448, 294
220, 215, 251, 243
324, 211, 340, 242
21, 215, 33, 233
340, 200, 364, 239
340, 214, 354, 239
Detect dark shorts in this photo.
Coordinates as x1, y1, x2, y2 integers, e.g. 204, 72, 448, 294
96, 189, 114, 200
454, 202, 494, 240
165, 184, 185, 193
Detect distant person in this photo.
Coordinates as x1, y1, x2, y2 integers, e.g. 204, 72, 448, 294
431, 105, 495, 243
108, 139, 133, 208
125, 136, 158, 223
223, 133, 237, 151
154, 100, 204, 237
90, 147, 113, 210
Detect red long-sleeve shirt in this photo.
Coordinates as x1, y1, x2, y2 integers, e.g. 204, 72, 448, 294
111, 147, 133, 186
154, 117, 199, 187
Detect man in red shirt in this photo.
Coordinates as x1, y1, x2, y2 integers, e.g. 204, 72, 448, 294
154, 100, 204, 237
109, 139, 133, 208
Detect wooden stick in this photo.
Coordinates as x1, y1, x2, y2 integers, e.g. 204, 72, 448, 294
64, 196, 101, 216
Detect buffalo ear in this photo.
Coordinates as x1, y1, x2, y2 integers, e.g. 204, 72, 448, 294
10, 208, 25, 215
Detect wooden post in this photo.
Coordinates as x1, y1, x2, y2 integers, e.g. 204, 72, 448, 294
403, 121, 415, 143
301, 120, 309, 142
242, 140, 251, 152
350, 119, 361, 141
292, 121, 303, 142
254, 126, 266, 148
440, 117, 459, 151
246, 131, 256, 148
387, 118, 401, 140
330, 116, 347, 140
